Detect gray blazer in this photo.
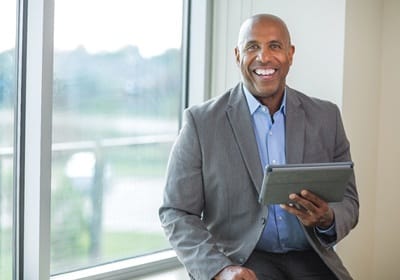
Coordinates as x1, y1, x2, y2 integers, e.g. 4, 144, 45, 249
159, 83, 359, 280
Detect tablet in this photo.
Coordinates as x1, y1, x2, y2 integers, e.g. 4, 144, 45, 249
258, 161, 354, 205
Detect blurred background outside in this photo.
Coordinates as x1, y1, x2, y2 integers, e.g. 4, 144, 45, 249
0, 0, 184, 278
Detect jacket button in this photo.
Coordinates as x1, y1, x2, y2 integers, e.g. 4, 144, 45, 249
261, 218, 266, 225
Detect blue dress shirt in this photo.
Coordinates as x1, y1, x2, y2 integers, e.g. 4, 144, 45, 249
243, 86, 311, 252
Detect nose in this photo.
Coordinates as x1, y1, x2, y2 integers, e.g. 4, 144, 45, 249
256, 46, 271, 63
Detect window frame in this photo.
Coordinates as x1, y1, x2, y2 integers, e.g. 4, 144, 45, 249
14, 0, 54, 279
13, 0, 213, 279
51, 251, 181, 280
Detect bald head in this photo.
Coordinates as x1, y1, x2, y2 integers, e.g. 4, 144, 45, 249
237, 14, 292, 48
234, 13, 295, 110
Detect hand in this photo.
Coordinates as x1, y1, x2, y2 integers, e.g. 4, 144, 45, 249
214, 265, 258, 280
280, 190, 334, 228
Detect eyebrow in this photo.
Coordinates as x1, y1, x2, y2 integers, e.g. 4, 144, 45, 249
269, 40, 283, 45
242, 39, 284, 48
241, 40, 259, 48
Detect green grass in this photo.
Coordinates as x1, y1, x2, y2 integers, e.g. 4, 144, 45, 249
51, 230, 170, 275
2, 143, 173, 278
0, 228, 12, 280
103, 231, 170, 259
1, 228, 170, 278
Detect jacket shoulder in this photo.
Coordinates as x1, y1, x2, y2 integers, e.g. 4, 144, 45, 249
287, 87, 340, 114
187, 84, 243, 119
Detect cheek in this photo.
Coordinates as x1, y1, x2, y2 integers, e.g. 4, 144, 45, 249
282, 54, 293, 67
241, 56, 255, 72
239, 58, 250, 72
288, 56, 293, 66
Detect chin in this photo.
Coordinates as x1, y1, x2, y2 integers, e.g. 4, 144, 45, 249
258, 84, 285, 97
255, 88, 280, 98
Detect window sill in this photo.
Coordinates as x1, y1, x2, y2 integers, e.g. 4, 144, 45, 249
51, 250, 182, 280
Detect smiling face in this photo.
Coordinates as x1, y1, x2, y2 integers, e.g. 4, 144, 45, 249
235, 15, 295, 110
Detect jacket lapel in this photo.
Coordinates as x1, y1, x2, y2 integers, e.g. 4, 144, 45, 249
285, 87, 305, 164
225, 84, 264, 194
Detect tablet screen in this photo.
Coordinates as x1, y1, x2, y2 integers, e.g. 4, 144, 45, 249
258, 162, 354, 205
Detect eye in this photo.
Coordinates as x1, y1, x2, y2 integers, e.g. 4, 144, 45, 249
270, 43, 282, 50
246, 44, 260, 51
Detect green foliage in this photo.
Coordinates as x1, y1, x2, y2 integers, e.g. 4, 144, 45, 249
51, 175, 90, 269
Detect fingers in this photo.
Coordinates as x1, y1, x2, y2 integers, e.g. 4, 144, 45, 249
214, 265, 258, 280
246, 268, 258, 279
285, 192, 318, 216
290, 190, 328, 213
280, 189, 333, 227
298, 190, 324, 207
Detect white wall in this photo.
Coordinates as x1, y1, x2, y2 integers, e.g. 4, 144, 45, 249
211, 0, 346, 107
252, 0, 346, 107
340, 1, 400, 279
339, 0, 383, 278
210, 0, 400, 279
374, 1, 400, 277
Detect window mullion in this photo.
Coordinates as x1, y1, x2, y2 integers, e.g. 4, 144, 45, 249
19, 0, 54, 279
186, 0, 213, 107
13, 0, 28, 278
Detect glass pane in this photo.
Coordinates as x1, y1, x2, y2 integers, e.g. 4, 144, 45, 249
0, 1, 16, 279
51, 0, 183, 274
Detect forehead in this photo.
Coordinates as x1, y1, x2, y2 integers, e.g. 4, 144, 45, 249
238, 18, 290, 45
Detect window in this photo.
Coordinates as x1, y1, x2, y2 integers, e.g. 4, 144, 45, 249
0, 1, 17, 279
51, 0, 184, 275
10, 0, 210, 278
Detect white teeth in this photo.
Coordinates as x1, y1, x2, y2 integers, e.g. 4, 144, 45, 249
254, 68, 275, 76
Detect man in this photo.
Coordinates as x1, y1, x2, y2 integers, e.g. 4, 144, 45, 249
159, 14, 359, 280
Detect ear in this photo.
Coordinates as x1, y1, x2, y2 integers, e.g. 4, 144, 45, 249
288, 45, 295, 66
234, 47, 241, 66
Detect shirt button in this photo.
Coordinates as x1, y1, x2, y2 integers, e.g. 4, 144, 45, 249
278, 216, 282, 221
272, 160, 277, 164
269, 131, 273, 136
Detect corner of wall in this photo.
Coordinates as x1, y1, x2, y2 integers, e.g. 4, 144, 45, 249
340, 0, 383, 279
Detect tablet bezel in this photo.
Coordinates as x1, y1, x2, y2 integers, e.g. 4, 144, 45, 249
258, 161, 354, 205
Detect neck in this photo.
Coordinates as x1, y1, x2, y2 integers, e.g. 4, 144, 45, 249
258, 91, 284, 114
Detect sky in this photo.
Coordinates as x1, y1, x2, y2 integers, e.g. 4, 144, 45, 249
0, 1, 17, 52
0, 0, 183, 58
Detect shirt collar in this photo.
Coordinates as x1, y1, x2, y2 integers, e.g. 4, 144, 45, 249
243, 85, 287, 116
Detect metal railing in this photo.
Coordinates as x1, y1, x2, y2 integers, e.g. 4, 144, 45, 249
0, 133, 178, 278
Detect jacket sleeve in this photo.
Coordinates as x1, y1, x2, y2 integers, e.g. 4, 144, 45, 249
159, 109, 234, 280
310, 104, 359, 247
329, 105, 359, 243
